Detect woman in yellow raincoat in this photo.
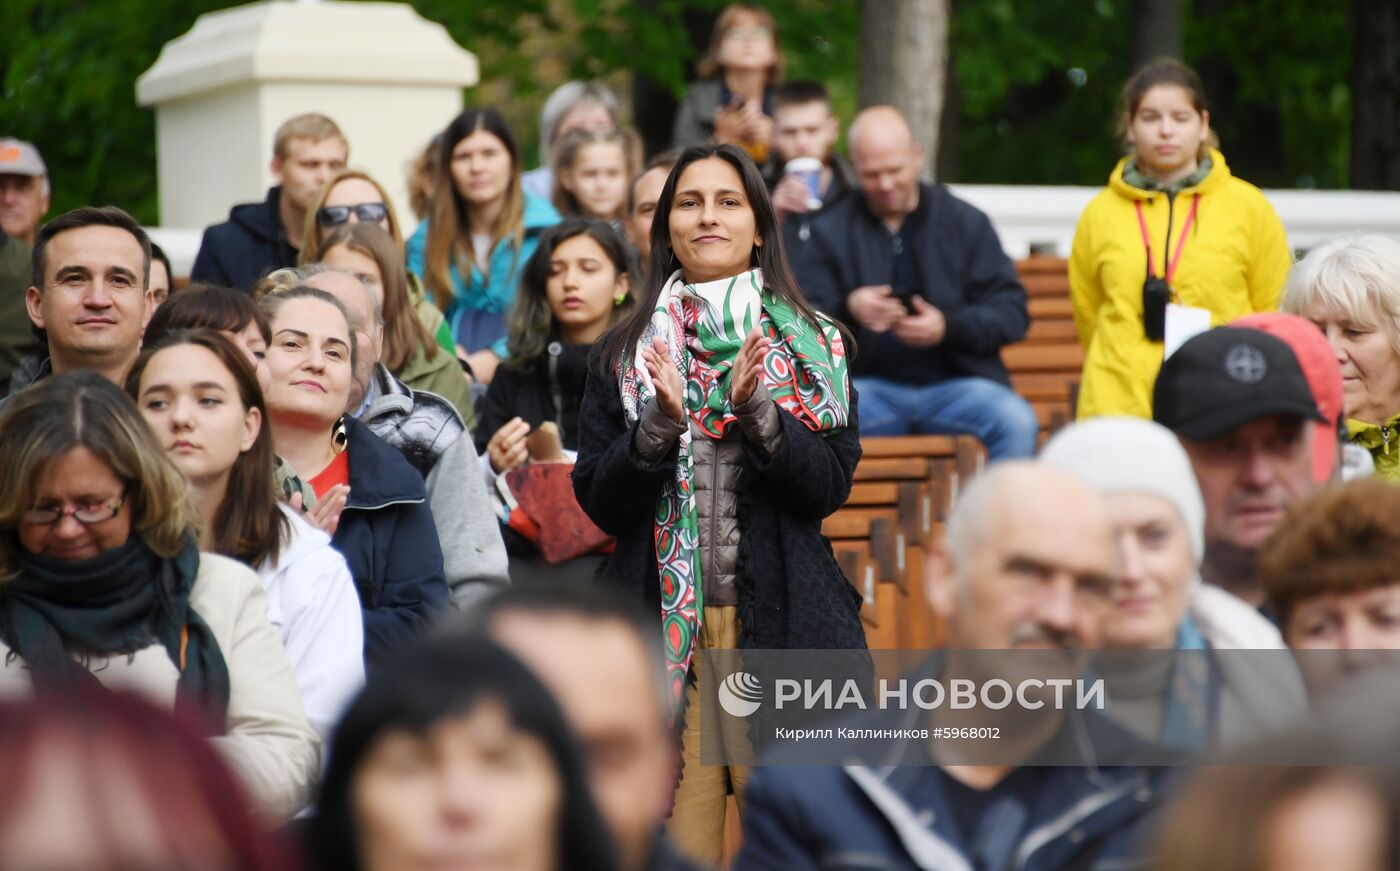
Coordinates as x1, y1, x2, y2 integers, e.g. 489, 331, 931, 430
1070, 59, 1292, 419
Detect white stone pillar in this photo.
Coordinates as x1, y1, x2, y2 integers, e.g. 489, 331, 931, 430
137, 0, 477, 244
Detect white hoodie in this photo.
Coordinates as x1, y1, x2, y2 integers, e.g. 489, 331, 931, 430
1190, 581, 1311, 748
256, 505, 365, 740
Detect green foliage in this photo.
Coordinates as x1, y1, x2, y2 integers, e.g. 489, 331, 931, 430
1185, 0, 1351, 188
948, 0, 1352, 188
1, 0, 231, 224
0, 0, 1356, 230
951, 0, 1128, 185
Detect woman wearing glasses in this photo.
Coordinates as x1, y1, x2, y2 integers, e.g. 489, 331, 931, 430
672, 4, 783, 171
299, 171, 401, 263
0, 371, 320, 822
298, 170, 460, 370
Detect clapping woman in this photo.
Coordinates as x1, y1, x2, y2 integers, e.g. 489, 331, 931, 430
572, 144, 865, 864
258, 287, 450, 666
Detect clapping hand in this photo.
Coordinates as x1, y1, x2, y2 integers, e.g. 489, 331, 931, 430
729, 327, 770, 406
643, 336, 685, 422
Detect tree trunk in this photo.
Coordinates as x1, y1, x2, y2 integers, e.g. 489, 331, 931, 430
1127, 0, 1183, 72
1351, 0, 1400, 189
858, 0, 950, 178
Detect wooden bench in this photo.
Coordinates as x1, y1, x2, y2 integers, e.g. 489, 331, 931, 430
1008, 256, 1081, 438
825, 435, 986, 650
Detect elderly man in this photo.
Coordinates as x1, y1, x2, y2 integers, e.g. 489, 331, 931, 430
1154, 327, 1327, 607
795, 106, 1037, 460
737, 463, 1171, 871
625, 151, 678, 264
0, 138, 50, 245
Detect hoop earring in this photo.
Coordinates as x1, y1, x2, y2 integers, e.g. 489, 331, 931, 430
332, 417, 349, 454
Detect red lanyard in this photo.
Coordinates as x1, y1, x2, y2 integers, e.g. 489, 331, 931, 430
1134, 194, 1199, 284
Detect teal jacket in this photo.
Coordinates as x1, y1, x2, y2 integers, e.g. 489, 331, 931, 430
405, 193, 559, 359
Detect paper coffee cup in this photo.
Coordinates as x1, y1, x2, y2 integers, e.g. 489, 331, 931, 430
785, 157, 824, 209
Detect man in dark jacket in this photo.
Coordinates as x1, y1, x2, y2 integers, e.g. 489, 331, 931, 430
766, 80, 856, 263
736, 463, 1173, 871
5, 206, 153, 411
190, 113, 347, 290
795, 106, 1038, 460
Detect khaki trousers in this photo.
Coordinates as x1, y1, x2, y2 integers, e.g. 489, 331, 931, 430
667, 605, 750, 868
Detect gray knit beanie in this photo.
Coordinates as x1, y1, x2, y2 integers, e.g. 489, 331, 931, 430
1040, 417, 1206, 564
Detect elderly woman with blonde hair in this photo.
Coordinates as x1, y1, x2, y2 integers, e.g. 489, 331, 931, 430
1283, 235, 1400, 480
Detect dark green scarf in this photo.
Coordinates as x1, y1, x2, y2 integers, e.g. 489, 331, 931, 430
1123, 154, 1214, 194
1, 535, 231, 732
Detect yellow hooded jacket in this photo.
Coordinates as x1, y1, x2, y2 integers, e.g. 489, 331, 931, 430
1069, 148, 1292, 419
1348, 415, 1400, 482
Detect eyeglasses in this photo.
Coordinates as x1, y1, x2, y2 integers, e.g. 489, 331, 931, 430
21, 493, 126, 527
317, 202, 389, 227
724, 26, 772, 41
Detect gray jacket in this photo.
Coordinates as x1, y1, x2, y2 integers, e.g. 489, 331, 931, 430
634, 381, 783, 605
360, 363, 509, 610
425, 435, 511, 610
672, 80, 727, 151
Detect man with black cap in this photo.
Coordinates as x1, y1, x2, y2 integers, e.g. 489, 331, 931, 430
1154, 327, 1327, 608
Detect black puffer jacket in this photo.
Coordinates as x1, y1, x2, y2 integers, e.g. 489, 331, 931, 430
572, 346, 867, 653
359, 363, 464, 478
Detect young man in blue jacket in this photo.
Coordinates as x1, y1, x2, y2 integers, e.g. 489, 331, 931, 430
795, 106, 1038, 460
190, 113, 348, 291
736, 463, 1173, 871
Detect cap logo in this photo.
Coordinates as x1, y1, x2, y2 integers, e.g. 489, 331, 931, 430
1224, 344, 1268, 384
0, 146, 19, 164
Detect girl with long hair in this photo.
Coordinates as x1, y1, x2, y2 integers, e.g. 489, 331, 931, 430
550, 127, 639, 230
128, 329, 365, 740
477, 218, 633, 583
407, 108, 561, 385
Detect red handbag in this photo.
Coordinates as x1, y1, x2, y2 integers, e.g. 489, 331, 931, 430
499, 463, 614, 564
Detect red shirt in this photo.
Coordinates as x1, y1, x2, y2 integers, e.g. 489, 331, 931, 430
308, 450, 350, 500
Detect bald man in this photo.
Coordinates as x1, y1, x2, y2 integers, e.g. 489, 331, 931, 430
794, 106, 1039, 461
737, 463, 1173, 870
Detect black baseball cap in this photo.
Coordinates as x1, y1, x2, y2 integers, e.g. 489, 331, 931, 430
1153, 327, 1326, 441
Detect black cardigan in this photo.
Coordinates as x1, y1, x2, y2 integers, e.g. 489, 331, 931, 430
572, 346, 868, 653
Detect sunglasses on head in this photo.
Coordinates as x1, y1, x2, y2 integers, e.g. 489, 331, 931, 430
317, 202, 389, 226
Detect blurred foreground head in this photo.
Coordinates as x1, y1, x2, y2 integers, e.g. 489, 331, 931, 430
0, 688, 294, 871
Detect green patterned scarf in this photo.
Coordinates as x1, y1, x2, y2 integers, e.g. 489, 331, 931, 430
618, 268, 850, 714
